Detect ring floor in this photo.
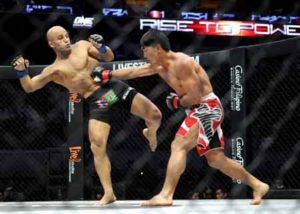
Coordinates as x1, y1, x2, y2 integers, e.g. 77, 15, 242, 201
0, 200, 299, 214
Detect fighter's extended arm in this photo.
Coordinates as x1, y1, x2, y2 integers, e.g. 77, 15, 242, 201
11, 55, 52, 93
112, 63, 157, 80
91, 63, 157, 82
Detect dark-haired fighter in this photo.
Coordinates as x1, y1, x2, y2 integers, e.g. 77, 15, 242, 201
94, 29, 269, 206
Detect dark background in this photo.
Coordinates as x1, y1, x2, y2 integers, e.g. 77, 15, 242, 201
0, 0, 299, 65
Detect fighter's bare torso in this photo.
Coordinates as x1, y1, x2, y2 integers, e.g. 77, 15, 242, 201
46, 41, 100, 97
155, 52, 213, 104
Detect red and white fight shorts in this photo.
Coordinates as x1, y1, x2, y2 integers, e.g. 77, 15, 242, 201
176, 92, 225, 156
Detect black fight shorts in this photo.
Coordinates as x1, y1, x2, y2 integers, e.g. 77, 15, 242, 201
85, 79, 137, 124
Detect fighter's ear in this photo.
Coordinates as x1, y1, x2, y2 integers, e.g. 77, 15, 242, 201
156, 44, 163, 52
48, 41, 54, 48
156, 44, 163, 50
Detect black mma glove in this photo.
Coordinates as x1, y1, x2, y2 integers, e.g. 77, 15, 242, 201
166, 92, 181, 110
11, 55, 29, 78
89, 34, 107, 53
91, 66, 112, 83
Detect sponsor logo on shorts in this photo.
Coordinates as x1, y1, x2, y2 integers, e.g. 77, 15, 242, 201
95, 90, 119, 109
122, 87, 133, 100
69, 93, 81, 103
103, 90, 118, 105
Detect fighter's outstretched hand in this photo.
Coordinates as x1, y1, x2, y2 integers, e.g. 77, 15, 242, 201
89, 34, 107, 53
11, 55, 29, 71
91, 66, 112, 83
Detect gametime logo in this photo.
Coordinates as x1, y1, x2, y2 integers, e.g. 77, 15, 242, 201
140, 19, 300, 36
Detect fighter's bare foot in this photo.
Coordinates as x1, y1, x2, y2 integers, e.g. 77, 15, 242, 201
95, 194, 117, 205
141, 195, 173, 206
143, 128, 157, 152
251, 183, 269, 205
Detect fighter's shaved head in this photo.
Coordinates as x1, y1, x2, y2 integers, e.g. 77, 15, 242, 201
46, 26, 68, 41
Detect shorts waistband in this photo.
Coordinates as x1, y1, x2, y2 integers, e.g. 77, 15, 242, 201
200, 92, 217, 101
85, 89, 98, 102
191, 92, 218, 109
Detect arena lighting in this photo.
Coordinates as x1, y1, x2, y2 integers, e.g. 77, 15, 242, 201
102, 8, 128, 17
181, 12, 300, 24
251, 15, 300, 23
148, 10, 165, 18
181, 12, 209, 20
25, 4, 73, 14
139, 19, 300, 37
181, 12, 235, 20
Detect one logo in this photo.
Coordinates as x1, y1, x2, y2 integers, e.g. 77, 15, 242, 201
69, 146, 82, 162
69, 93, 81, 103
73, 16, 94, 28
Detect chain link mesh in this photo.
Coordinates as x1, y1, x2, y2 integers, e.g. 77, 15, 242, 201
246, 54, 300, 190
0, 1, 300, 202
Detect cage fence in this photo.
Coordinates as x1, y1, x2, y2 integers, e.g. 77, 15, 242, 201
0, 1, 300, 202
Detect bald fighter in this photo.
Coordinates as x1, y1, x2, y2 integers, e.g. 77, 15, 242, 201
11, 26, 162, 205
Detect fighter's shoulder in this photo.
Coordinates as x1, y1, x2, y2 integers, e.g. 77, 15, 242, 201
42, 63, 59, 75
74, 40, 91, 47
176, 53, 195, 67
146, 63, 161, 73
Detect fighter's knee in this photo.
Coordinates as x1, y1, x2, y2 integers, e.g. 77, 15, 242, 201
89, 136, 107, 153
207, 158, 219, 169
146, 106, 162, 122
206, 151, 226, 169
151, 107, 162, 121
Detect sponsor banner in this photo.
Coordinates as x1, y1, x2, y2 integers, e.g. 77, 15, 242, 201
106, 54, 200, 71
230, 65, 243, 112
68, 93, 81, 123
67, 92, 84, 200
229, 48, 247, 197
68, 146, 82, 182
111, 60, 147, 70
102, 8, 128, 17
181, 12, 300, 24
140, 19, 300, 37
231, 137, 245, 184
25, 4, 73, 14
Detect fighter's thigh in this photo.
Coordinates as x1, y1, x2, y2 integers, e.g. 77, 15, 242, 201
130, 93, 160, 118
88, 119, 111, 145
174, 123, 199, 151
